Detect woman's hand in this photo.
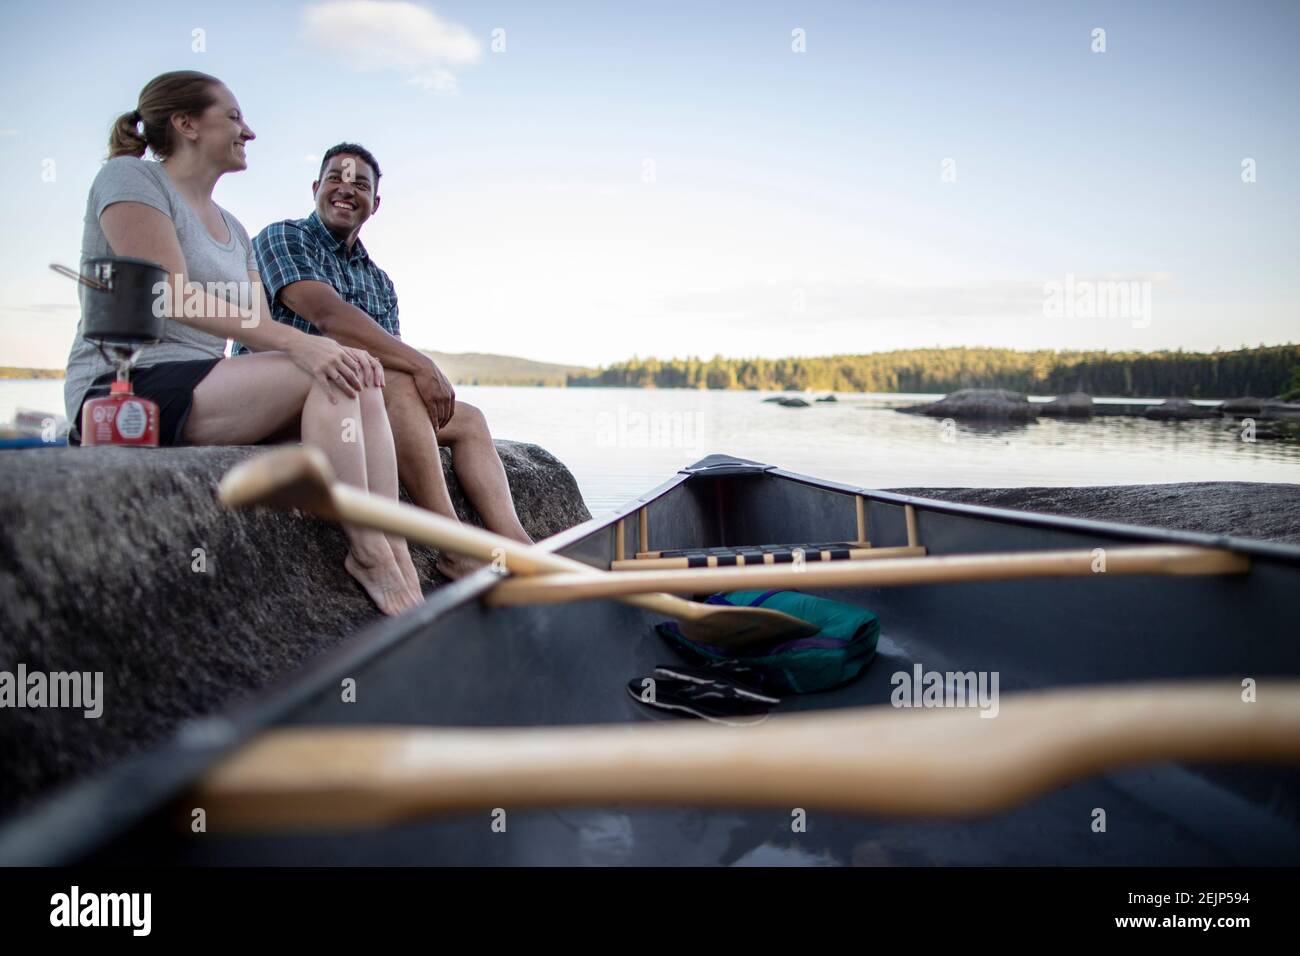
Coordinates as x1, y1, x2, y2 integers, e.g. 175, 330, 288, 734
344, 347, 386, 388
287, 333, 365, 402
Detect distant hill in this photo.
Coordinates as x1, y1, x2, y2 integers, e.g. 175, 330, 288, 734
0, 368, 64, 380
420, 351, 594, 387
0, 355, 593, 387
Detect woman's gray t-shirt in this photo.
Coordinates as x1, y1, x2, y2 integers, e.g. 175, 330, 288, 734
63, 157, 256, 420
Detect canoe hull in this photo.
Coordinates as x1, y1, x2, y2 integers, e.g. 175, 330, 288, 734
5, 455, 1300, 865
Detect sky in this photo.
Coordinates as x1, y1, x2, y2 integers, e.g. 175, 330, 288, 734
0, 0, 1297, 369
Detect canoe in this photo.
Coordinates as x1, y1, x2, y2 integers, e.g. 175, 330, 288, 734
3, 453, 1299, 866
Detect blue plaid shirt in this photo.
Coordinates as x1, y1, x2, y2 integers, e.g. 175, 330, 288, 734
234, 211, 400, 354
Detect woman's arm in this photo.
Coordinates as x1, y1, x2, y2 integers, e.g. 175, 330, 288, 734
98, 202, 367, 398
101, 202, 292, 349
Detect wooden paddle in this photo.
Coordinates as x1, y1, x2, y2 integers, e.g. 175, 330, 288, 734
186, 680, 1300, 831
216, 447, 818, 648
486, 544, 1249, 604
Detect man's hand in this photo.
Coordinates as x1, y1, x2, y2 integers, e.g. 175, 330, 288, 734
415, 361, 456, 430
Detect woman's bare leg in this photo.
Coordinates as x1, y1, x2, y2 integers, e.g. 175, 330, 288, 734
185, 353, 316, 443
300, 383, 419, 616
185, 354, 418, 616
356, 386, 422, 600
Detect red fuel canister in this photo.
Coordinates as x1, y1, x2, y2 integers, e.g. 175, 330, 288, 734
81, 380, 160, 447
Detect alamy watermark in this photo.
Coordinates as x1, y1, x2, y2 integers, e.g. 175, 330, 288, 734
152, 275, 261, 327
891, 663, 1000, 717
595, 404, 705, 449
50, 886, 150, 936
1, 664, 103, 718
1043, 274, 1151, 328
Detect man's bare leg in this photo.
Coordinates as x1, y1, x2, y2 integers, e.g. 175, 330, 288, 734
384, 371, 532, 578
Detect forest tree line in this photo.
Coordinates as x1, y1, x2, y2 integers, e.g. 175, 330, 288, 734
566, 345, 1300, 398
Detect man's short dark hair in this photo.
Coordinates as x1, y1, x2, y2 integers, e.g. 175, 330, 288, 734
319, 142, 382, 186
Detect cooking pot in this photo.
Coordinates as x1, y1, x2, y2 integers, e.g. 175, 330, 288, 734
54, 257, 169, 345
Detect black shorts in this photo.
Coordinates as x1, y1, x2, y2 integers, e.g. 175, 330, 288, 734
71, 358, 223, 446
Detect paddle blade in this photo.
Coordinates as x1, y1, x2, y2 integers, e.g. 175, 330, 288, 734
218, 447, 341, 520
676, 606, 819, 649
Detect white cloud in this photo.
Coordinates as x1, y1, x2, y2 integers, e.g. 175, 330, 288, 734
301, 1, 481, 93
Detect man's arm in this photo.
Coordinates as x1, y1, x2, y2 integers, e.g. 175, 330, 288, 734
280, 279, 456, 428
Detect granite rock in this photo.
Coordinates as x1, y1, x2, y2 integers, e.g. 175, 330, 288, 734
0, 441, 590, 817
900, 388, 1039, 421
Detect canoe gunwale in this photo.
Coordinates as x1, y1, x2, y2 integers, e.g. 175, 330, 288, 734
767, 465, 1300, 565
536, 470, 694, 557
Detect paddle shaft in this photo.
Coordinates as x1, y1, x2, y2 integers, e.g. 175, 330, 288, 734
189, 681, 1300, 831
485, 545, 1249, 605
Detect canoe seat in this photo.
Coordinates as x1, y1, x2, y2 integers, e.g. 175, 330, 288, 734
612, 543, 926, 571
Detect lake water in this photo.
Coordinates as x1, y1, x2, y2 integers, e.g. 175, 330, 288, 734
4, 380, 1297, 516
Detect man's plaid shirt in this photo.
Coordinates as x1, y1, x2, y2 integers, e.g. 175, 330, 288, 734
234, 211, 400, 354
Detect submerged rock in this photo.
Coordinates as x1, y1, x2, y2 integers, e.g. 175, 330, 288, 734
1220, 397, 1267, 414
1229, 418, 1300, 441
816, 394, 838, 403
1220, 398, 1300, 420
0, 441, 590, 817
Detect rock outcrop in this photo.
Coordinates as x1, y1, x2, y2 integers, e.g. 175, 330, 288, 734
900, 388, 1038, 421
0, 442, 590, 817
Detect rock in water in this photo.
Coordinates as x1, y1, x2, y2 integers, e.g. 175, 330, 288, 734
900, 388, 1038, 421
1143, 398, 1220, 420
1220, 398, 1300, 420
0, 442, 591, 817
1220, 397, 1266, 414
1041, 391, 1094, 417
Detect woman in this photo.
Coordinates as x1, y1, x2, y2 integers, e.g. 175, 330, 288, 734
64, 71, 422, 616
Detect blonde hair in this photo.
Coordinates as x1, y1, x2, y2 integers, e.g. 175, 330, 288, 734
108, 71, 222, 159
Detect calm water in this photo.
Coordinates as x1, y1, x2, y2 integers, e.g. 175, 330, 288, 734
4, 380, 1297, 515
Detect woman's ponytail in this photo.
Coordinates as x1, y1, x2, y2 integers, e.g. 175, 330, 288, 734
108, 109, 147, 159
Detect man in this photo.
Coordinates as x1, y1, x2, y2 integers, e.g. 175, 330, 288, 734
242, 142, 532, 577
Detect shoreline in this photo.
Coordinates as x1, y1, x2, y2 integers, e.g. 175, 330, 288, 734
0, 376, 1288, 404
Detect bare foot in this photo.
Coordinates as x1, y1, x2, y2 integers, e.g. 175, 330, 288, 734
345, 549, 420, 616
387, 536, 425, 604
435, 552, 485, 580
